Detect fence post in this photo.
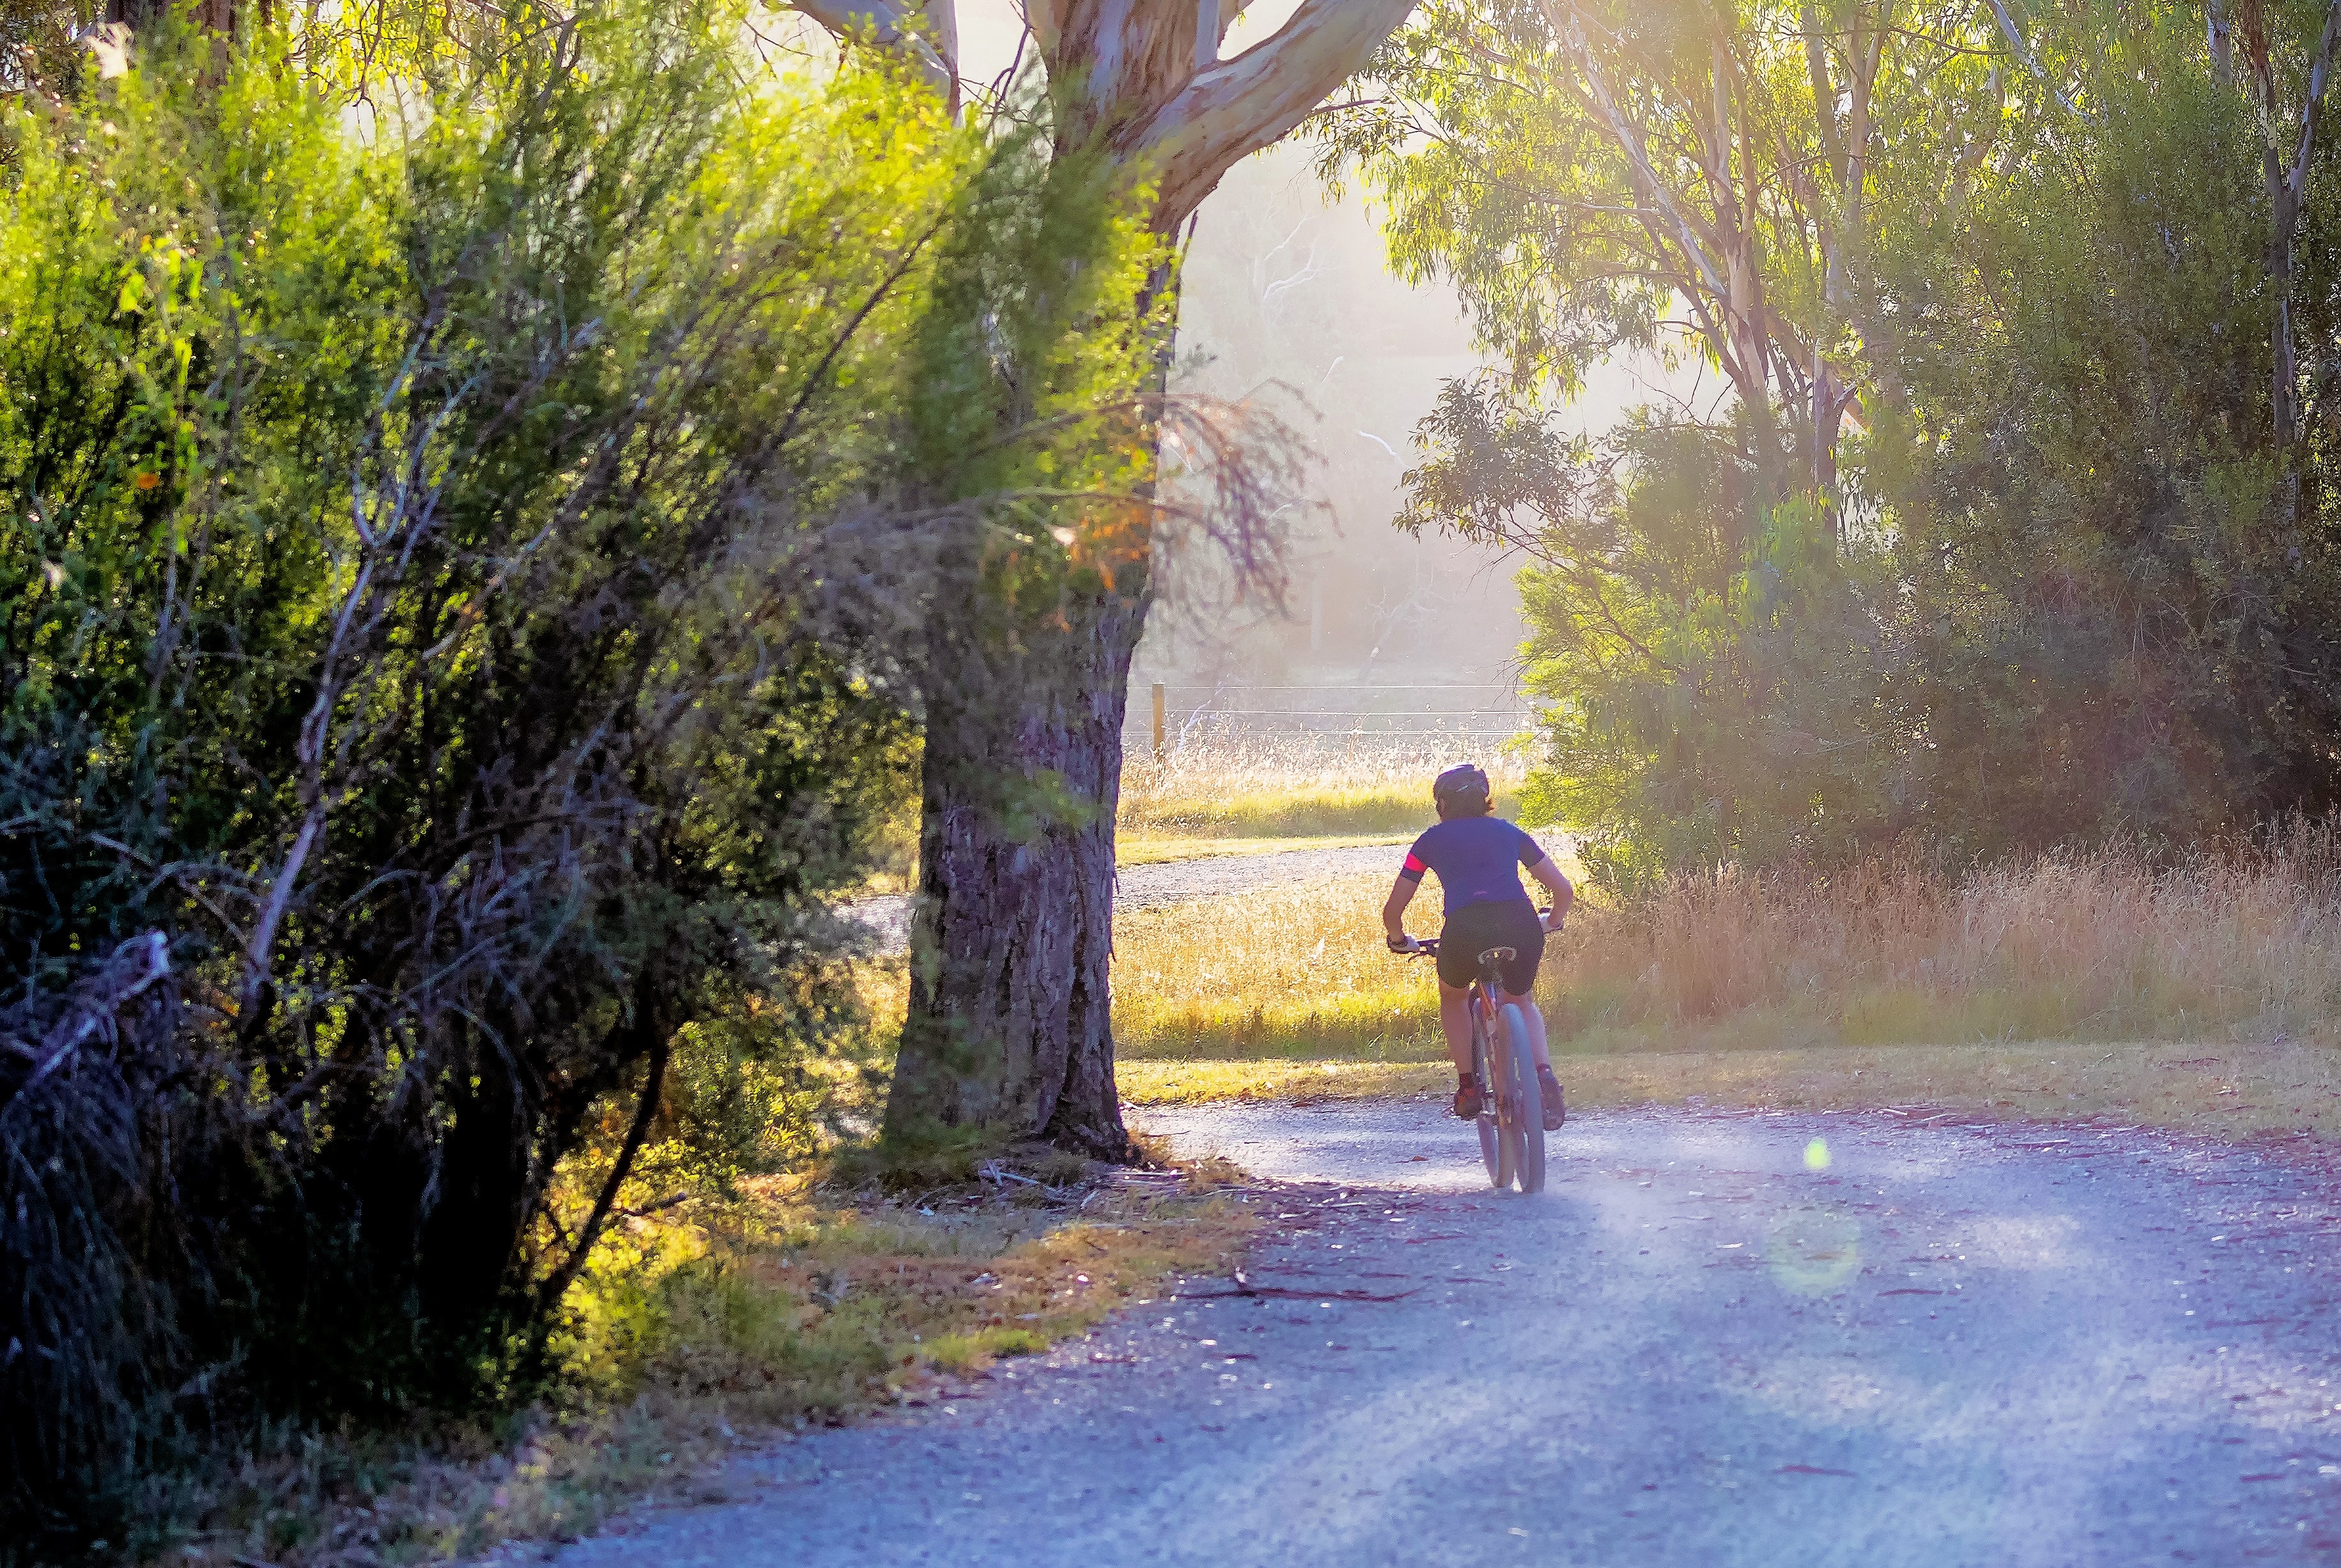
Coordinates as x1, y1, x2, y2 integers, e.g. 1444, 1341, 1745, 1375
1151, 682, 1166, 762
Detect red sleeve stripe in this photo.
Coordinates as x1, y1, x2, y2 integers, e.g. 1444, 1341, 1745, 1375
1399, 852, 1427, 881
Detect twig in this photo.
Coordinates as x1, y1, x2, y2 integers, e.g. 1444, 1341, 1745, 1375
535, 1026, 669, 1316
1176, 1268, 1425, 1304
614, 1191, 692, 1220
1175, 1285, 1425, 1303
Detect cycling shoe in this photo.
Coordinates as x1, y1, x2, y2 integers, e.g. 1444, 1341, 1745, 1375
1537, 1068, 1566, 1131
1453, 1073, 1483, 1119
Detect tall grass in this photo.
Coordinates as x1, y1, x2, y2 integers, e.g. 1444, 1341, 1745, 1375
1554, 833, 2341, 1049
1112, 875, 1446, 1061
1110, 829, 2341, 1062
1118, 737, 1523, 840
1109, 831, 2341, 1135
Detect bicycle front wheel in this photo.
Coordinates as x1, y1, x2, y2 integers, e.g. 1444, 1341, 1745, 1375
1499, 1003, 1546, 1195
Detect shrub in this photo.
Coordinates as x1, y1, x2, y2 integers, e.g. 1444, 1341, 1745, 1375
0, 4, 964, 1535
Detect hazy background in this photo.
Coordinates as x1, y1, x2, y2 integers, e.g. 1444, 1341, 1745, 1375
949, 3, 1656, 750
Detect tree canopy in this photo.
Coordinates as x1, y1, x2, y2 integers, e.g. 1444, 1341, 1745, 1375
1325, 0, 2341, 883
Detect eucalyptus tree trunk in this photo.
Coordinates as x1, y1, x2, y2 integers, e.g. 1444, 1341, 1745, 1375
2268, 3, 2341, 455
2252, 0, 2341, 521
823, 0, 1418, 1153
890, 587, 1148, 1155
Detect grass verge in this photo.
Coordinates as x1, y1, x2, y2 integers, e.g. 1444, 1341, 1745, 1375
1108, 845, 2341, 1146
135, 1154, 1255, 1567
1111, 873, 1447, 1062
1120, 1040, 2341, 1143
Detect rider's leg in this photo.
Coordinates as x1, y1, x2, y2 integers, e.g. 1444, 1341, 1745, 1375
1515, 996, 1553, 1070
1513, 994, 1565, 1130
1437, 980, 1474, 1073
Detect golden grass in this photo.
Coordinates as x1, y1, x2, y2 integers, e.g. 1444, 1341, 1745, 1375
1121, 1058, 1450, 1103
1118, 738, 1523, 841
153, 1164, 1255, 1567
1111, 873, 1448, 1062
1115, 839, 2341, 1060
1109, 834, 2341, 1144
856, 740, 1522, 891
1549, 840, 2341, 1044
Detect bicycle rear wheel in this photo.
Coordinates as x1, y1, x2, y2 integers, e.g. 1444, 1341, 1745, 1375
1472, 1011, 1506, 1188
1499, 1003, 1545, 1195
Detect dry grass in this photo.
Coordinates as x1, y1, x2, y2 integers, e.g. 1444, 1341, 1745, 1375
856, 740, 1520, 891
1118, 737, 1522, 841
137, 1161, 1255, 1567
1116, 831, 1410, 866
1111, 833, 2341, 1144
1111, 873, 1449, 1063
1549, 838, 2341, 1045
1121, 1059, 1451, 1103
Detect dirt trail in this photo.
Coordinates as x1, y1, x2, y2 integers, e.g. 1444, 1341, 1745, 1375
546, 1102, 2341, 1566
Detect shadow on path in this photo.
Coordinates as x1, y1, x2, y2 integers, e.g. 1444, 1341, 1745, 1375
548, 1102, 2341, 1567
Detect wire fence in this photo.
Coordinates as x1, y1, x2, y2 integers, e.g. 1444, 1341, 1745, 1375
1123, 682, 1533, 759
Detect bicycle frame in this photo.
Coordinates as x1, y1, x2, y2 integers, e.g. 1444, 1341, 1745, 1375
1402, 935, 1543, 1192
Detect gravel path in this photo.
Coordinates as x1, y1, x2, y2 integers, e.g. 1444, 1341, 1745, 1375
547, 1101, 2341, 1566
839, 842, 1415, 953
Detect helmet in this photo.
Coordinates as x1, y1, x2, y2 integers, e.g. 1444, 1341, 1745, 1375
1433, 762, 1491, 814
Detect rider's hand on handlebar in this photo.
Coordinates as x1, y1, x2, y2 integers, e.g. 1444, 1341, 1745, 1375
1386, 932, 1418, 954
1540, 906, 1565, 935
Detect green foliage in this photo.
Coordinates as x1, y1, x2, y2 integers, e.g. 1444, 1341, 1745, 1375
1333, 0, 2341, 879
0, 0, 1060, 1535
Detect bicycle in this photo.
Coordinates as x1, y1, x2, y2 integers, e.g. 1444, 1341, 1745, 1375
1396, 913, 1556, 1194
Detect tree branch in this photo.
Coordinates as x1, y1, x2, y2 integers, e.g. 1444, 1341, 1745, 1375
1982, 0, 2087, 119
535, 1024, 671, 1318
1128, 0, 1420, 227
788, 0, 952, 96
2288, 0, 2341, 210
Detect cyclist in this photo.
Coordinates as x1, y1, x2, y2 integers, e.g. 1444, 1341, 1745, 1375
1381, 762, 1573, 1131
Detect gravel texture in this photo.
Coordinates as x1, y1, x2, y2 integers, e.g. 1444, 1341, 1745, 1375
545, 1100, 2341, 1566
838, 842, 1414, 954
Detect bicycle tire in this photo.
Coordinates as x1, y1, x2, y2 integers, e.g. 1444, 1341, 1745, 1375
1472, 1010, 1506, 1188
1500, 1003, 1545, 1194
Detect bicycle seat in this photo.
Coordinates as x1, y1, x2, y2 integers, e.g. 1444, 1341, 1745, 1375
1476, 945, 1517, 965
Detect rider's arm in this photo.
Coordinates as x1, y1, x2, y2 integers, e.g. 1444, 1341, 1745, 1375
1526, 852, 1575, 922
1382, 875, 1419, 948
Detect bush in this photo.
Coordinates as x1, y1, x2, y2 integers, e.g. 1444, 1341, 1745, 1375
0, 5, 967, 1536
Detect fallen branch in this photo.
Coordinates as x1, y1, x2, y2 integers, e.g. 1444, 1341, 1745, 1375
1175, 1269, 1424, 1303
0, 932, 170, 1116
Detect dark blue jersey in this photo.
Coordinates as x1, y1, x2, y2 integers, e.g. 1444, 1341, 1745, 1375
1398, 817, 1547, 915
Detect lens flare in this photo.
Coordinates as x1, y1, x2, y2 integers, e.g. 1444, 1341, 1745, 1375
1804, 1137, 1831, 1171
1765, 1205, 1862, 1296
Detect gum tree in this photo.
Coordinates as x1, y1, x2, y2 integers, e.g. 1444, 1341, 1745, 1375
802, 0, 1421, 1156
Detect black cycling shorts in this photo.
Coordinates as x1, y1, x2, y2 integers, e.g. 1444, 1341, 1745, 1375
1436, 900, 1546, 995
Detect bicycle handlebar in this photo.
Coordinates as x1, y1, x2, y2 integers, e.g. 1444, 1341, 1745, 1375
1391, 908, 1561, 957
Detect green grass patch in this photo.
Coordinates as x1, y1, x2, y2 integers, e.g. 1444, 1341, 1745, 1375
150, 1164, 1256, 1568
